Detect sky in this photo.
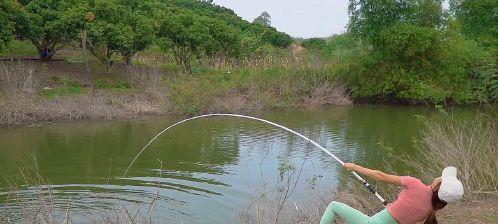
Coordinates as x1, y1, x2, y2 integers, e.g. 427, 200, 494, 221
212, 0, 349, 38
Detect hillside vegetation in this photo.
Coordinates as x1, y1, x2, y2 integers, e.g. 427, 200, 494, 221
0, 0, 497, 126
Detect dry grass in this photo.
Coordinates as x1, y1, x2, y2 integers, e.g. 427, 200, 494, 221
125, 66, 165, 96
207, 53, 333, 71
238, 185, 385, 224
304, 83, 352, 107
0, 92, 166, 127
407, 115, 498, 201
1, 162, 162, 224
0, 60, 36, 94
0, 62, 168, 127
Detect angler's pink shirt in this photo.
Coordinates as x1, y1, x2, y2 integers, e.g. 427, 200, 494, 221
387, 176, 433, 224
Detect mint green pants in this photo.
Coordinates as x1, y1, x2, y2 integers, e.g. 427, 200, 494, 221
320, 201, 398, 224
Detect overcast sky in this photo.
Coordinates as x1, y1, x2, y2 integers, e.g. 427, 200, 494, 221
212, 0, 349, 38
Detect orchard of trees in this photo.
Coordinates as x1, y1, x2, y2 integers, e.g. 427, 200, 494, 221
0, 0, 292, 72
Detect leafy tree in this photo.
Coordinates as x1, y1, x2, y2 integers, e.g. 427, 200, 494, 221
85, 0, 157, 72
158, 10, 242, 73
345, 0, 495, 103
0, 0, 15, 51
248, 23, 292, 49
450, 0, 497, 46
301, 38, 327, 50
253, 11, 271, 26
14, 0, 87, 60
161, 0, 291, 50
348, 0, 444, 48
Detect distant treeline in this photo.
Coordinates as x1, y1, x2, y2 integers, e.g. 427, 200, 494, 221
0, 0, 292, 72
301, 0, 497, 104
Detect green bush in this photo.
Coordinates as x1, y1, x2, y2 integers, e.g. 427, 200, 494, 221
301, 38, 326, 50
94, 78, 132, 90
40, 78, 83, 99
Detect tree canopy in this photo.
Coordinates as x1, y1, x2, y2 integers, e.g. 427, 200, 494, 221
346, 0, 496, 103
158, 9, 242, 72
253, 11, 271, 26
2, 0, 292, 64
0, 0, 15, 51
450, 0, 498, 47
14, 0, 88, 60
85, 0, 157, 70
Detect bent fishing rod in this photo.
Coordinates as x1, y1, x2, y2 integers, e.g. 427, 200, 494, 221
124, 113, 388, 206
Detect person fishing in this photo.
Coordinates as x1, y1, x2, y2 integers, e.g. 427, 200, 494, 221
320, 164, 464, 224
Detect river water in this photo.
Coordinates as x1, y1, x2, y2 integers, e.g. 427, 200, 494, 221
0, 105, 485, 223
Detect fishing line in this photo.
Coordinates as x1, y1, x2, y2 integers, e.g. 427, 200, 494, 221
124, 113, 387, 206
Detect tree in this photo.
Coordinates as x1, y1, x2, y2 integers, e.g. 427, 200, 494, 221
301, 38, 327, 50
345, 0, 480, 103
348, 0, 444, 49
450, 0, 497, 45
158, 10, 242, 73
14, 0, 87, 60
253, 11, 271, 26
85, 0, 156, 72
248, 23, 292, 49
0, 0, 15, 51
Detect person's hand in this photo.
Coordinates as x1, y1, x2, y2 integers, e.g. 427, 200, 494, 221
342, 163, 357, 171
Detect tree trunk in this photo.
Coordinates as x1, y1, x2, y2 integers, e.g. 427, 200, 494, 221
37, 47, 54, 61
124, 55, 132, 66
32, 40, 57, 61
106, 48, 114, 74
107, 61, 113, 74
81, 29, 93, 89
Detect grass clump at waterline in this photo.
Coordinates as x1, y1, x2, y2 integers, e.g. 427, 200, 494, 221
408, 114, 498, 201
1, 165, 165, 224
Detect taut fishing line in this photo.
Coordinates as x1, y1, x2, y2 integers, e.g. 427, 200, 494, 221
124, 113, 387, 206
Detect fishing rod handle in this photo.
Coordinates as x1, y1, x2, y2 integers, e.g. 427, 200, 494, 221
351, 170, 388, 206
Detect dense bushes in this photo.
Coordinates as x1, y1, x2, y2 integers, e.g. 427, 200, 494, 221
300, 0, 497, 104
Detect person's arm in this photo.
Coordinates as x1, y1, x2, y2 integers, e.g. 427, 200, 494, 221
343, 163, 401, 186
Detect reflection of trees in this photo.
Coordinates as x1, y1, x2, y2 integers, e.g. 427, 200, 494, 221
0, 117, 243, 186
332, 106, 434, 171
148, 119, 241, 175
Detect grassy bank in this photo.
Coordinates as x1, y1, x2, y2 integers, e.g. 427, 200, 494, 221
0, 43, 351, 127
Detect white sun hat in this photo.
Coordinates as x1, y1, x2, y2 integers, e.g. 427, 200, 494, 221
438, 166, 464, 203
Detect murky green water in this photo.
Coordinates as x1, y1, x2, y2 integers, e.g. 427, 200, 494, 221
0, 105, 486, 223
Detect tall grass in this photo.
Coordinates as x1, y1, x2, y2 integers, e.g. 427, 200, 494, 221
166, 54, 351, 114
2, 163, 161, 224
408, 115, 498, 201
125, 66, 164, 95
0, 60, 36, 95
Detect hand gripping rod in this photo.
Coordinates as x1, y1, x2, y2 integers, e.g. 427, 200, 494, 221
124, 113, 388, 206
